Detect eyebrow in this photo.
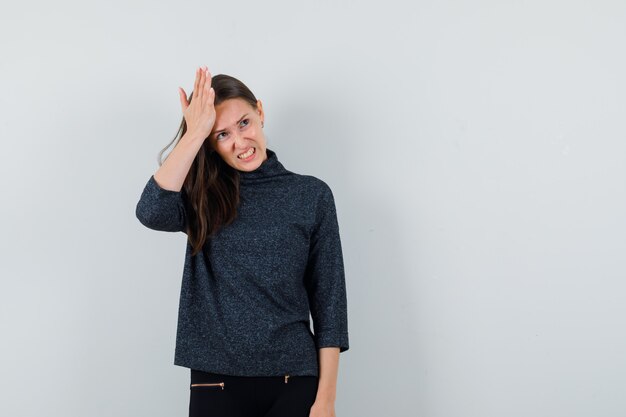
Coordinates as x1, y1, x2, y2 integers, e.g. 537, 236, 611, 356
213, 113, 249, 135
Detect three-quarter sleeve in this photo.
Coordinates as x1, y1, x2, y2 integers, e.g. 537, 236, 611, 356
135, 175, 188, 233
304, 183, 349, 352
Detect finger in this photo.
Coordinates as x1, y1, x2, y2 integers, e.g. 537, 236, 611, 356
178, 87, 188, 110
192, 67, 200, 102
197, 66, 205, 102
206, 67, 212, 89
204, 70, 212, 101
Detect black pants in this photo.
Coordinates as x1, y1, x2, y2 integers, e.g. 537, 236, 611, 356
189, 369, 318, 417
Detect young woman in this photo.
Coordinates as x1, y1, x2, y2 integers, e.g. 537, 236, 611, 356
135, 66, 349, 417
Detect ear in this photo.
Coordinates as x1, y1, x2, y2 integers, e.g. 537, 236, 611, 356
256, 99, 265, 123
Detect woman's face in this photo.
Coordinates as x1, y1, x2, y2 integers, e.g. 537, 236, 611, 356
209, 97, 267, 171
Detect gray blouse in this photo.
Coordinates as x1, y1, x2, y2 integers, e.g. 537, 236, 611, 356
135, 148, 349, 376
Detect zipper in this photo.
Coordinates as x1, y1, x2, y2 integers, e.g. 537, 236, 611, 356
284, 374, 290, 384
190, 382, 225, 390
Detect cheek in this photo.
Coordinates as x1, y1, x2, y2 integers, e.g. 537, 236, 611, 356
215, 141, 230, 155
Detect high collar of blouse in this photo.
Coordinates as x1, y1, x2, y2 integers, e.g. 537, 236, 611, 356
238, 148, 289, 183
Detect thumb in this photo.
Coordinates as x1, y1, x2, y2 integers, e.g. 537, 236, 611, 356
178, 87, 189, 111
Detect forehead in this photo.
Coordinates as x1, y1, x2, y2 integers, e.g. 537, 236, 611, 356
214, 98, 254, 127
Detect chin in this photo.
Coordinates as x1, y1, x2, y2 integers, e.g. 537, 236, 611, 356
235, 160, 260, 171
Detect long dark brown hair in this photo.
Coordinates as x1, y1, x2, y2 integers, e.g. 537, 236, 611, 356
157, 74, 260, 256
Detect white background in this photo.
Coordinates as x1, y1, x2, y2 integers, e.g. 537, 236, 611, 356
1, 1, 625, 416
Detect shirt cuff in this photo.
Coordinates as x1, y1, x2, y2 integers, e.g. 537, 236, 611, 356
314, 330, 350, 352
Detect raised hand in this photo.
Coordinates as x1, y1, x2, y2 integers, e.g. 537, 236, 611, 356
178, 66, 217, 141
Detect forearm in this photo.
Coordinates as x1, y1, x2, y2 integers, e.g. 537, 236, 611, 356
316, 347, 340, 403
153, 132, 205, 192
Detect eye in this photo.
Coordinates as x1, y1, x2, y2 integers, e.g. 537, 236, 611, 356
216, 132, 228, 141
240, 119, 249, 127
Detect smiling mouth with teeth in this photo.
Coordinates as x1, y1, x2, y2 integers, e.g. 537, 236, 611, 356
237, 147, 255, 159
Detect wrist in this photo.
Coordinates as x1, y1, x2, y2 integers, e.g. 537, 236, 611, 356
315, 389, 336, 404
315, 396, 336, 404
181, 130, 208, 144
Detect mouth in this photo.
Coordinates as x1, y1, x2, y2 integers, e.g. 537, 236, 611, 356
237, 147, 256, 161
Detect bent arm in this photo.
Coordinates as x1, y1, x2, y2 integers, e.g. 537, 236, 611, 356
135, 133, 205, 232
153, 132, 205, 192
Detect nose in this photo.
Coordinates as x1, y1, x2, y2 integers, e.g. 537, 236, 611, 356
233, 131, 248, 149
